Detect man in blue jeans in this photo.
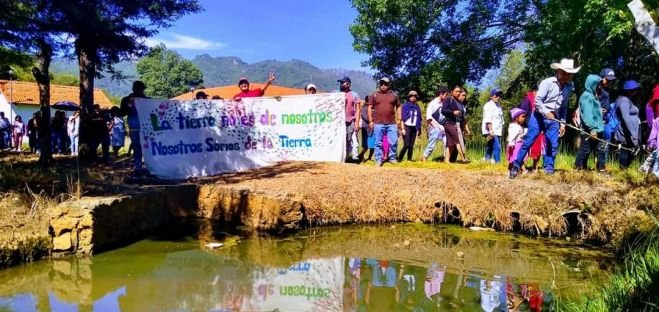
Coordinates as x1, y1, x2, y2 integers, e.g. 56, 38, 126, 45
481, 88, 504, 164
367, 77, 402, 166
422, 87, 449, 162
120, 81, 149, 174
510, 58, 580, 178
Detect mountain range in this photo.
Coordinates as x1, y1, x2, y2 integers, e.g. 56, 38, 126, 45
50, 56, 376, 99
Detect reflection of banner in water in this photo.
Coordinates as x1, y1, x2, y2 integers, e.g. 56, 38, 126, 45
135, 94, 346, 179
242, 257, 345, 312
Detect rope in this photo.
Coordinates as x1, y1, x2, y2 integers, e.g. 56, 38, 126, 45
554, 119, 642, 155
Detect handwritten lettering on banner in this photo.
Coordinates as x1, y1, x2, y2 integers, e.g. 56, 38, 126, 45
135, 93, 346, 179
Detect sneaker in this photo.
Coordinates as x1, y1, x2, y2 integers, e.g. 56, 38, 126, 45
389, 159, 398, 164
509, 168, 519, 179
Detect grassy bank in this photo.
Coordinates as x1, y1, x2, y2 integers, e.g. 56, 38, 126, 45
557, 222, 659, 311
386, 130, 653, 184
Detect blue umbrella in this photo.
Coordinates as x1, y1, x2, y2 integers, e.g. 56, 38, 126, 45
52, 101, 80, 111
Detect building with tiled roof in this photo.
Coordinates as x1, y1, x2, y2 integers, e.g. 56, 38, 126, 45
0, 80, 114, 123
171, 83, 306, 100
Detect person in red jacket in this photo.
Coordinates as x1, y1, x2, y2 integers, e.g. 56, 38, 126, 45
233, 72, 276, 100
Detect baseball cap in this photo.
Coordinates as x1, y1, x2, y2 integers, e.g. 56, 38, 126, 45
623, 80, 641, 90
379, 77, 391, 84
337, 76, 351, 84
490, 88, 503, 96
195, 91, 208, 99
599, 68, 616, 81
305, 83, 317, 91
238, 78, 249, 85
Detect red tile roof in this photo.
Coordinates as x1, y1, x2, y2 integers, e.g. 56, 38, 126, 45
171, 83, 306, 100
0, 80, 114, 108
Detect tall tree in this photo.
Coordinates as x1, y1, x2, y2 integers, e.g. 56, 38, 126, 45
349, 0, 528, 95
52, 0, 201, 157
0, 0, 68, 166
137, 44, 204, 99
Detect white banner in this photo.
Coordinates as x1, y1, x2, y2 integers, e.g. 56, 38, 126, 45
241, 257, 345, 312
135, 94, 346, 179
628, 0, 659, 54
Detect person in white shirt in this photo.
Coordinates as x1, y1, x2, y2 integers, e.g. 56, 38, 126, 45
67, 110, 80, 156
481, 88, 505, 163
398, 90, 422, 161
421, 87, 449, 162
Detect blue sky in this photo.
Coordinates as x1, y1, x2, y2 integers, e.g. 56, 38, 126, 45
145, 0, 370, 71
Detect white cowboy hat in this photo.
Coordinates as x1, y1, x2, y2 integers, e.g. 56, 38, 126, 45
550, 58, 581, 74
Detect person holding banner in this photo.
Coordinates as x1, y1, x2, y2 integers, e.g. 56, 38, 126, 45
120, 81, 149, 174
233, 72, 276, 100
338, 76, 361, 161
368, 77, 402, 166
305, 83, 317, 94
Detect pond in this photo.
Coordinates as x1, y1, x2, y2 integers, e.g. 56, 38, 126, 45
0, 222, 612, 312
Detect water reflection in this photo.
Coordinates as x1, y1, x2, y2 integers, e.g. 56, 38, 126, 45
0, 223, 611, 311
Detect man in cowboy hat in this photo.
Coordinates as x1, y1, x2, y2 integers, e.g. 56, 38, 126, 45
233, 72, 276, 100
510, 58, 580, 178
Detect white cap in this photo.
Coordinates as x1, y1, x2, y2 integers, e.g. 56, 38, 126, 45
305, 83, 317, 91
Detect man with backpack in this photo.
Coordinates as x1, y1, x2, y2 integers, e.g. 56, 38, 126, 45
422, 87, 449, 162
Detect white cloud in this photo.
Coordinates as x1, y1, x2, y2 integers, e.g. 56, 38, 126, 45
144, 33, 227, 50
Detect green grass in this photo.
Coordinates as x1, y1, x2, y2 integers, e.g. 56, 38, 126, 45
557, 222, 659, 312
369, 131, 651, 183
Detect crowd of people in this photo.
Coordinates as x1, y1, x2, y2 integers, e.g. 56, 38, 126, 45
342, 257, 549, 311
338, 58, 659, 178
0, 105, 127, 162
4, 59, 658, 179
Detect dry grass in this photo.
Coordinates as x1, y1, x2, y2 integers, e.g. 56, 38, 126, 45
215, 162, 658, 246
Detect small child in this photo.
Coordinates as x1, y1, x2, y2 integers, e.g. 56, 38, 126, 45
109, 107, 126, 157
506, 108, 527, 171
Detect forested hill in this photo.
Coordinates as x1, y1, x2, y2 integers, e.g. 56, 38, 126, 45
191, 55, 375, 96
51, 56, 375, 98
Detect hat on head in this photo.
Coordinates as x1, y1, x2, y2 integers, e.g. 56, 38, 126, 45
623, 80, 641, 90
599, 68, 616, 81
305, 83, 317, 91
490, 88, 503, 96
195, 91, 208, 99
510, 108, 526, 120
238, 78, 249, 85
408, 90, 418, 97
337, 76, 351, 84
379, 77, 391, 84
550, 58, 581, 74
